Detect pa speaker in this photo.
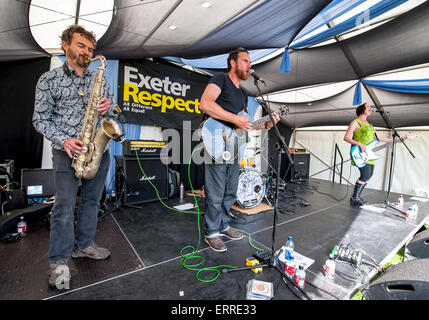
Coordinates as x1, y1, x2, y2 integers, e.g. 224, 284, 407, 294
119, 156, 168, 205
363, 258, 429, 300
406, 229, 429, 258
280, 153, 310, 182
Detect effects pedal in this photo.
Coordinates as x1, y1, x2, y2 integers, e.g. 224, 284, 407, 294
253, 250, 271, 264
246, 257, 263, 273
331, 244, 362, 267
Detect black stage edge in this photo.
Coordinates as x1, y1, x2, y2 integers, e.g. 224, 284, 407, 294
0, 178, 428, 301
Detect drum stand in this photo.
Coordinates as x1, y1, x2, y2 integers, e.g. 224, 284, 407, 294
223, 77, 310, 300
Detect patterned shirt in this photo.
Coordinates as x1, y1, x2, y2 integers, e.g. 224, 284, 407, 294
33, 62, 116, 151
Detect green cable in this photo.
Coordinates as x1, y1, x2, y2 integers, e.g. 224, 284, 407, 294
134, 148, 264, 282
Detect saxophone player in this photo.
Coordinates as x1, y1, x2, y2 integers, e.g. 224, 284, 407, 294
33, 25, 114, 288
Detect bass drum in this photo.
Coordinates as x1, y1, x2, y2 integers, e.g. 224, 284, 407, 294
236, 170, 265, 209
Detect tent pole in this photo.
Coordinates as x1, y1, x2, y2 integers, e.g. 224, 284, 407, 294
75, 0, 81, 25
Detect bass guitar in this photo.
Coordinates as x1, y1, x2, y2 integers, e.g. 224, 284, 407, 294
201, 106, 288, 163
350, 132, 419, 168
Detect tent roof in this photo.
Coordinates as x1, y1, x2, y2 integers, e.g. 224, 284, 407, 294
2, 0, 429, 129
0, 0, 49, 61
240, 1, 429, 95
267, 84, 429, 129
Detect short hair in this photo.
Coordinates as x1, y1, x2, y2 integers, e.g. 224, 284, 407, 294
61, 25, 97, 53
356, 103, 367, 117
227, 47, 249, 71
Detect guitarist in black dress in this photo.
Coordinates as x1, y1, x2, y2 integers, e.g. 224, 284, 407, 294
344, 103, 393, 206
199, 47, 279, 252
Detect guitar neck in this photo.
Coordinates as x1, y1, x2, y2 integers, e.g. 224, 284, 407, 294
372, 138, 402, 152
251, 114, 271, 128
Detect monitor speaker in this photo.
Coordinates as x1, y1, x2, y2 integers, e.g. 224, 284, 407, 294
116, 156, 168, 205
280, 153, 310, 182
362, 258, 429, 300
406, 229, 429, 258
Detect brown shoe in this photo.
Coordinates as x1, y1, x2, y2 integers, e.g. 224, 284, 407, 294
205, 236, 227, 252
220, 227, 244, 240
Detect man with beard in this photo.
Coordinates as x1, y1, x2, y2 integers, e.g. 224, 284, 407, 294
33, 25, 114, 288
199, 48, 279, 252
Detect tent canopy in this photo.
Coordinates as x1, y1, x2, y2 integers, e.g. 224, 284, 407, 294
1, 0, 429, 129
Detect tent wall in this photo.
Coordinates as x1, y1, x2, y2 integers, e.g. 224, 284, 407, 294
290, 128, 429, 197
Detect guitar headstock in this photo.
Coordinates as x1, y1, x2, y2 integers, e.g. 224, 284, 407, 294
278, 105, 289, 116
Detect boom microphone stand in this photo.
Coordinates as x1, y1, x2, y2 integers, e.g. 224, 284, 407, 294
224, 75, 311, 300
362, 85, 415, 216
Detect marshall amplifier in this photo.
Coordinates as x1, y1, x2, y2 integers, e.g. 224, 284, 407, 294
118, 156, 169, 205
122, 140, 167, 158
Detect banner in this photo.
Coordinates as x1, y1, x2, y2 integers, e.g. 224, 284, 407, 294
118, 59, 210, 130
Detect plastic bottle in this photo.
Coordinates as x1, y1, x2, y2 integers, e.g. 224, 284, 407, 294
324, 254, 336, 279
284, 236, 295, 260
285, 256, 296, 279
17, 216, 27, 236
179, 182, 184, 201
406, 206, 416, 221
294, 264, 306, 288
397, 194, 404, 208
412, 202, 419, 215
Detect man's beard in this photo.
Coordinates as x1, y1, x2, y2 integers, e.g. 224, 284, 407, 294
236, 68, 249, 81
67, 49, 89, 68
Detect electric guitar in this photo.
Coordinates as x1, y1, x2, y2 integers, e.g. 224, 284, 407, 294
201, 106, 288, 163
350, 132, 419, 168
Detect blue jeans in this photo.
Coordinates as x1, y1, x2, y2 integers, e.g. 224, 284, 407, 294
48, 149, 109, 264
204, 160, 240, 237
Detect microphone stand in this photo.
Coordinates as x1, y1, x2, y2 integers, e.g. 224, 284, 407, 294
376, 107, 415, 216
223, 77, 311, 300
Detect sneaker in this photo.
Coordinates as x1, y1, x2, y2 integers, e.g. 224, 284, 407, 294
220, 227, 244, 240
71, 242, 110, 260
48, 260, 71, 289
205, 236, 227, 252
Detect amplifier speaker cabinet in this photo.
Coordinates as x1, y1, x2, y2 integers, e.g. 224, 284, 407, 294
116, 156, 168, 205
280, 153, 310, 182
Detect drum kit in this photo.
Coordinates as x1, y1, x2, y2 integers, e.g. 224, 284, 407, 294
236, 144, 270, 209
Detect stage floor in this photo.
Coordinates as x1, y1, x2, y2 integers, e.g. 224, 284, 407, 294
1, 178, 428, 301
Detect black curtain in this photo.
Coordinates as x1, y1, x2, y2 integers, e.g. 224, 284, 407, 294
0, 57, 51, 185
166, 128, 205, 192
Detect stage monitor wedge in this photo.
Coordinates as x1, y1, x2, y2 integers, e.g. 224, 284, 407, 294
363, 258, 429, 300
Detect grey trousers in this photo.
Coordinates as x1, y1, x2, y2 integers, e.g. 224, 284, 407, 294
204, 161, 240, 237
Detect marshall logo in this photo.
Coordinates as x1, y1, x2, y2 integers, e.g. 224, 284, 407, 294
140, 175, 156, 181
136, 148, 157, 153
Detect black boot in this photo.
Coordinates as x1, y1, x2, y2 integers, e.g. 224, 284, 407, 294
350, 183, 369, 206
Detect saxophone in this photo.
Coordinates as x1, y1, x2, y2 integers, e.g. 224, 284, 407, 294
72, 55, 122, 180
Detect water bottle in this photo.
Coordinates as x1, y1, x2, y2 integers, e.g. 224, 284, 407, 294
179, 182, 184, 201
397, 195, 404, 208
284, 236, 295, 260
412, 202, 419, 215
17, 216, 27, 236
294, 264, 306, 288
406, 206, 416, 221
285, 256, 296, 279
324, 254, 336, 279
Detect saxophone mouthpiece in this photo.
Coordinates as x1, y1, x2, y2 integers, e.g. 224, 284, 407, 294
83, 56, 92, 66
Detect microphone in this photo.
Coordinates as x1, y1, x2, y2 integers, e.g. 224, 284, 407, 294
249, 69, 264, 82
